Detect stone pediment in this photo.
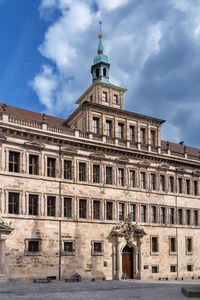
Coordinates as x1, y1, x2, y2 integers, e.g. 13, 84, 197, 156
176, 166, 186, 173
0, 134, 7, 143
61, 146, 78, 155
24, 141, 45, 150
158, 163, 169, 170
116, 156, 129, 163
90, 152, 105, 159
137, 160, 150, 168
0, 217, 13, 233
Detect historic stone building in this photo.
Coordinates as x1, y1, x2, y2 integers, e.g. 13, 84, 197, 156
0, 33, 200, 282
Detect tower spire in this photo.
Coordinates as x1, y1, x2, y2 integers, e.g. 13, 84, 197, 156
97, 21, 103, 54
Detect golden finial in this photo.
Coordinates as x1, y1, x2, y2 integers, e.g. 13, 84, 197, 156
98, 21, 103, 38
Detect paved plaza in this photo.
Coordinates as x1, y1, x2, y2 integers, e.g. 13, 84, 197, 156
0, 279, 200, 300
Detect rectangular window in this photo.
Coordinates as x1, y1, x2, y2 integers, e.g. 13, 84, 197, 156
64, 160, 72, 180
47, 196, 56, 216
160, 207, 166, 224
186, 210, 191, 225
64, 242, 73, 253
170, 237, 176, 253
93, 165, 100, 183
151, 237, 158, 253
106, 202, 113, 220
9, 151, 20, 173
129, 170, 135, 187
64, 198, 72, 218
118, 203, 124, 221
186, 238, 192, 253
170, 265, 176, 272
178, 178, 182, 194
151, 206, 156, 223
140, 172, 146, 189
93, 200, 100, 220
178, 208, 183, 225
29, 155, 38, 175
113, 94, 118, 104
130, 204, 136, 222
106, 166, 112, 184
150, 173, 156, 190
169, 208, 175, 224
187, 264, 193, 272
152, 266, 158, 273
186, 179, 190, 195
93, 118, 99, 134
194, 180, 198, 196
160, 175, 165, 191
169, 176, 174, 193
118, 123, 124, 139
79, 199, 87, 219
194, 210, 198, 226
102, 91, 107, 102
47, 157, 56, 177
8, 192, 19, 214
92, 241, 103, 255
29, 194, 38, 216
141, 205, 146, 222
28, 241, 39, 252
129, 126, 135, 142
140, 128, 145, 144
150, 130, 156, 146
79, 162, 86, 181
118, 168, 124, 186
106, 121, 112, 137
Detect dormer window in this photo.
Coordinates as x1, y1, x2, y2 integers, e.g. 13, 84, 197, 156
102, 92, 107, 102
113, 95, 118, 104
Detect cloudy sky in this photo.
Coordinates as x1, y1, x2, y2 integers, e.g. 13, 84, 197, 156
0, 0, 200, 147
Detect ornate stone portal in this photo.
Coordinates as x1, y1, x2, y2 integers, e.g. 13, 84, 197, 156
0, 218, 13, 276
111, 213, 146, 280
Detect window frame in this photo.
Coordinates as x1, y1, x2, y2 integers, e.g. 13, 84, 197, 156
47, 196, 56, 217
79, 162, 87, 182
29, 154, 39, 175
29, 194, 39, 216
8, 192, 19, 214
62, 240, 75, 256
79, 198, 87, 219
91, 240, 104, 256
185, 237, 193, 254
151, 236, 159, 255
9, 151, 20, 173
47, 157, 56, 178
24, 238, 42, 256
64, 197, 72, 218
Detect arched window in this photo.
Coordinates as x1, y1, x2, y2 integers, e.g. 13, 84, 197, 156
96, 69, 99, 77
103, 68, 106, 76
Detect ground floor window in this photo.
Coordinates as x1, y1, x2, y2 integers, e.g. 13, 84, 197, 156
91, 240, 104, 256
24, 238, 42, 255
63, 240, 75, 255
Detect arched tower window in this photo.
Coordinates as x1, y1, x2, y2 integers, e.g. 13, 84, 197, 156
96, 69, 99, 78
103, 68, 107, 77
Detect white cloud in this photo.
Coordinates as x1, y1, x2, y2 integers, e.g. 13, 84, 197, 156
98, 0, 132, 11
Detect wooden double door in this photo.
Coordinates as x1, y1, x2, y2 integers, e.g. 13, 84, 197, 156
122, 246, 133, 279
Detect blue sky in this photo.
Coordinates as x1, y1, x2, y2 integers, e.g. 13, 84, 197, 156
0, 0, 200, 147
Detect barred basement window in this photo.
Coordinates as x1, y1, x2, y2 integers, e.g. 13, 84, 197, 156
187, 264, 193, 272
93, 165, 100, 183
47, 157, 56, 177
24, 238, 42, 256
93, 200, 100, 220
63, 241, 75, 256
79, 199, 87, 219
8, 192, 19, 214
28, 241, 39, 252
47, 196, 56, 216
151, 237, 158, 253
170, 265, 176, 272
106, 166, 112, 184
91, 241, 103, 256
29, 194, 38, 216
79, 163, 86, 181
64, 198, 72, 218
106, 202, 113, 220
9, 151, 20, 173
64, 160, 72, 180
152, 266, 158, 273
29, 155, 38, 175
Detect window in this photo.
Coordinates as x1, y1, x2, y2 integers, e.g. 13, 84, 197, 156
47, 157, 56, 177
29, 155, 38, 175
106, 121, 112, 137
24, 239, 42, 255
186, 237, 192, 253
102, 92, 107, 102
96, 68, 99, 77
169, 176, 174, 193
151, 237, 158, 253
178, 209, 183, 225
194, 210, 198, 226
194, 180, 198, 196
141, 205, 146, 222
93, 165, 100, 183
150, 173, 156, 190
64, 160, 72, 180
186, 210, 191, 225
106, 166, 112, 184
186, 179, 190, 195
64, 198, 72, 218
28, 241, 39, 252
178, 178, 182, 194
63, 241, 75, 255
64, 242, 73, 252
170, 237, 176, 253
169, 208, 175, 224
47, 196, 56, 216
29, 194, 38, 216
118, 123, 124, 139
130, 204, 136, 222
118, 168, 124, 186
170, 265, 176, 272
91, 241, 103, 256
106, 202, 113, 220
160, 207, 166, 224
9, 151, 20, 173
152, 266, 158, 273
103, 68, 106, 76
93, 200, 100, 220
150, 130, 156, 146
140, 128, 145, 144
129, 170, 135, 187
187, 264, 193, 272
151, 206, 156, 223
118, 203, 124, 221
93, 118, 99, 134
160, 175, 165, 191
79, 162, 86, 181
140, 172, 146, 189
129, 126, 135, 142
79, 199, 87, 219
8, 192, 19, 214
113, 95, 118, 104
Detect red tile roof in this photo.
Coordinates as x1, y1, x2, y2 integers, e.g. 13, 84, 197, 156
0, 103, 65, 127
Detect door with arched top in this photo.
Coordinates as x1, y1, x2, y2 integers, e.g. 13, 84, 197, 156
122, 245, 133, 279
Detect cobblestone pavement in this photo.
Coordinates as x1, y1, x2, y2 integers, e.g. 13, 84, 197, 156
0, 279, 200, 300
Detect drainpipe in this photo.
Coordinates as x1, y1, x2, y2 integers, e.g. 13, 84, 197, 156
58, 144, 62, 280
176, 195, 179, 280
